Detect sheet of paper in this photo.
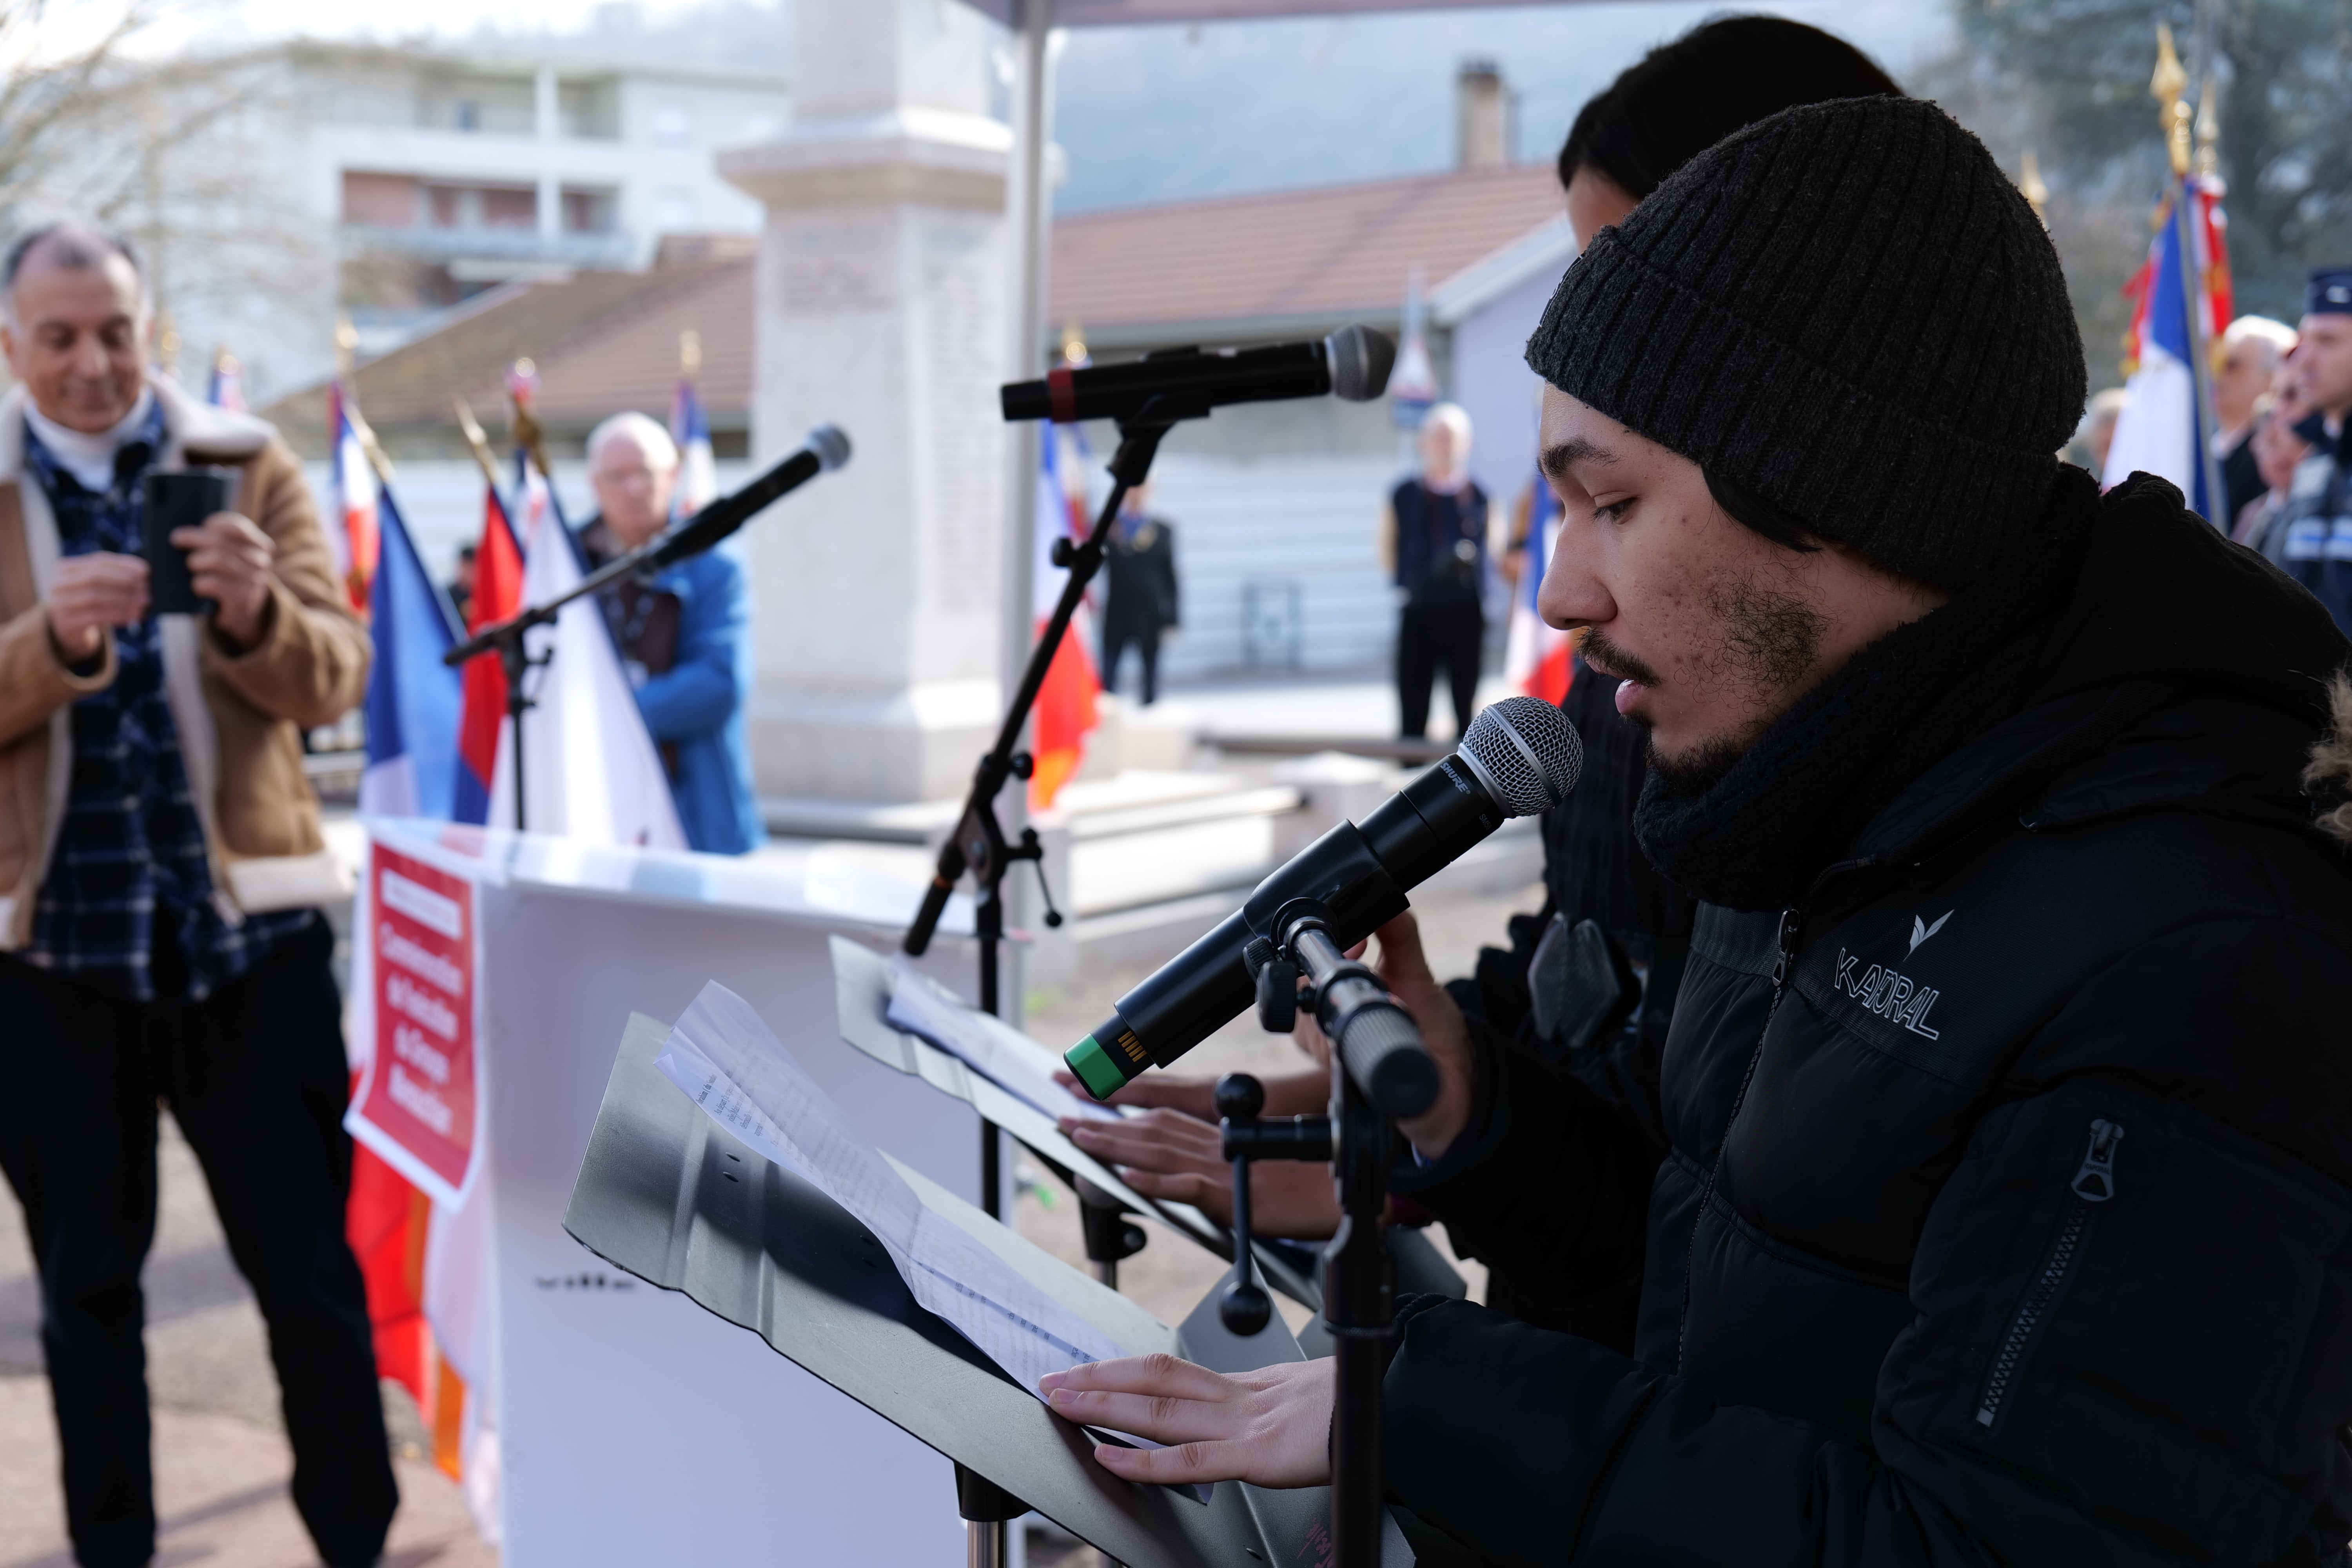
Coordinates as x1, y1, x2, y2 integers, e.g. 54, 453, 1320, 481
655, 982, 1125, 1394
885, 959, 1120, 1125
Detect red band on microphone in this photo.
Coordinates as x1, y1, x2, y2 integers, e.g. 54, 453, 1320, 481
1047, 365, 1078, 425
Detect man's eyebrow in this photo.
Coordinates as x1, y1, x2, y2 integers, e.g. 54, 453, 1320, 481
1540, 437, 1618, 479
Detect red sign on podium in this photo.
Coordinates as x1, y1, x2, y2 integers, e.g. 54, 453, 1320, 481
348, 845, 479, 1206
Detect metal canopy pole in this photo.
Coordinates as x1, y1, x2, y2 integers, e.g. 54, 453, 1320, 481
971, 0, 1055, 1250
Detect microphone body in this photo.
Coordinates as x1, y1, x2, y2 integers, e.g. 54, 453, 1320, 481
642, 424, 851, 570
1001, 326, 1394, 425
1065, 698, 1581, 1100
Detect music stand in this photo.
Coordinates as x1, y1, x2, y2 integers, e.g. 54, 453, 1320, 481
562, 1013, 1414, 1568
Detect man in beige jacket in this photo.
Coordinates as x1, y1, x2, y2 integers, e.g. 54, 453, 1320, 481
0, 223, 393, 1566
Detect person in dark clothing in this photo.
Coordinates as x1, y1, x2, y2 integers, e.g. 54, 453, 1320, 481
2216, 316, 2299, 530
1054, 19, 1893, 1340
446, 542, 477, 624
1053, 18, 1893, 1323
1036, 97, 2352, 1567
1099, 481, 1179, 706
1385, 403, 1492, 739
0, 223, 392, 1568
2265, 271, 2352, 635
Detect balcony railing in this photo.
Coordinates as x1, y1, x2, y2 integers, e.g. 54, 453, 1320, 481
339, 222, 637, 269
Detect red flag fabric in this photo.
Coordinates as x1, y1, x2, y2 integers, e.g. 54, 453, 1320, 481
456, 488, 526, 821
1029, 623, 1100, 811
1030, 426, 1100, 810
345, 1134, 431, 1406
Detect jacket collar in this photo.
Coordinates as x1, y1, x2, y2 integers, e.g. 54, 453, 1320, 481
0, 373, 273, 483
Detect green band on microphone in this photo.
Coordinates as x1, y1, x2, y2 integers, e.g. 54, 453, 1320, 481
1065, 1034, 1132, 1101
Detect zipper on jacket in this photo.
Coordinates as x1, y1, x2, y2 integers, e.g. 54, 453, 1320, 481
1768, 906, 1803, 999
1974, 1118, 2124, 1429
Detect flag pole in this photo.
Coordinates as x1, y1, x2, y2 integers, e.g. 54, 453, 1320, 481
452, 398, 506, 496
2154, 24, 2229, 527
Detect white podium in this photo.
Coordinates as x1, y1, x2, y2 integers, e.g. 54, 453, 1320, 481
356, 818, 988, 1567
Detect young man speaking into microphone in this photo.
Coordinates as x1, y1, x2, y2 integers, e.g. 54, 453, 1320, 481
1037, 96, 2352, 1564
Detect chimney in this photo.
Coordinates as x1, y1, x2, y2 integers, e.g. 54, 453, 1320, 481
1457, 59, 1507, 170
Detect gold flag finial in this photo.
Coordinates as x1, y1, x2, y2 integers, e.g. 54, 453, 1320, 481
1060, 321, 1088, 367
453, 397, 503, 491
2019, 148, 2049, 226
2194, 70, 2221, 179
155, 313, 180, 376
679, 328, 701, 378
334, 314, 358, 378
2152, 24, 2191, 178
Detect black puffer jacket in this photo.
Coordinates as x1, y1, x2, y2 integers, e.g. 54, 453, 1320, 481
1386, 476, 2352, 1566
1458, 657, 1692, 1344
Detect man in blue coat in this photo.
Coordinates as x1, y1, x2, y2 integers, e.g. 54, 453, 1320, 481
578, 412, 763, 855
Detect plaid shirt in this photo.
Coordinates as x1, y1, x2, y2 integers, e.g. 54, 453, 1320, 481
20, 406, 311, 1001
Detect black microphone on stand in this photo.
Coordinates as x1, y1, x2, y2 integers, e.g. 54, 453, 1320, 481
441, 424, 850, 837
641, 423, 851, 571
999, 325, 1396, 424
1063, 697, 1582, 1108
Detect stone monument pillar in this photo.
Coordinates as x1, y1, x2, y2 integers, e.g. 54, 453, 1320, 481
719, 0, 1011, 804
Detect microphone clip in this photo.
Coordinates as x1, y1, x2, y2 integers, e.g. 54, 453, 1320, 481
1212, 1071, 1331, 1338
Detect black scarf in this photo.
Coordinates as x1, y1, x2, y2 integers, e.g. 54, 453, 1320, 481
1634, 471, 2098, 912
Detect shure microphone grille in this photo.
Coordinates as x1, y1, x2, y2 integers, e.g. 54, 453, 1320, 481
1324, 325, 1396, 403
1461, 697, 1583, 817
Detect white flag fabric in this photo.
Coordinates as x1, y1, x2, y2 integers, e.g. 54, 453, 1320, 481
488, 476, 688, 850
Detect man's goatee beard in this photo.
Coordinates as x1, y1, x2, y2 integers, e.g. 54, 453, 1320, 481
1630, 718, 1746, 795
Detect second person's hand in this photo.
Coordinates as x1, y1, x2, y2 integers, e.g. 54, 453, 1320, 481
1059, 1107, 1343, 1238
1291, 911, 1477, 1160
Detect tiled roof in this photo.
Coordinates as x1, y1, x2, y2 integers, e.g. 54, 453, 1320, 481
1048, 163, 1564, 337
263, 164, 1566, 444
264, 258, 753, 439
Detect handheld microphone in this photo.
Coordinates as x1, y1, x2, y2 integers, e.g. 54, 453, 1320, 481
1064, 697, 1582, 1101
1000, 325, 1395, 425
642, 424, 851, 571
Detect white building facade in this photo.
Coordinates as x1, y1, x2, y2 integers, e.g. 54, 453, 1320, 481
153, 42, 789, 405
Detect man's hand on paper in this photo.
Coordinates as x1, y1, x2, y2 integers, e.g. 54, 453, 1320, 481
1058, 1108, 1342, 1238
1040, 1354, 1334, 1489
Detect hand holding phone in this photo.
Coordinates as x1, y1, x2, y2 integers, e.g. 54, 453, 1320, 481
142, 470, 230, 616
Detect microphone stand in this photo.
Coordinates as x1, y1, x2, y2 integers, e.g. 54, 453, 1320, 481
1217, 900, 1428, 1568
904, 391, 1208, 1219
443, 438, 840, 833
442, 524, 691, 833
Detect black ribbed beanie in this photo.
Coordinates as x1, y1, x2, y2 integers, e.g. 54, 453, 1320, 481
1526, 96, 2086, 588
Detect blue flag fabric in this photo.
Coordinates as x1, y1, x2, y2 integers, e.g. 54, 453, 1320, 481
360, 487, 465, 820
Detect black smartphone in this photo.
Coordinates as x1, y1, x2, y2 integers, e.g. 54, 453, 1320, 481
142, 469, 236, 616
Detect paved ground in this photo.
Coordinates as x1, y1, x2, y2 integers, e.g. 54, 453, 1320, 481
0, 705, 1538, 1565
0, 1120, 495, 1568
1138, 670, 1523, 747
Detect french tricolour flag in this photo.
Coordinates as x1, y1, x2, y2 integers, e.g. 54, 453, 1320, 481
1503, 470, 1572, 706
671, 376, 718, 519
2104, 175, 2229, 523
327, 383, 381, 614
1028, 420, 1101, 810
482, 452, 686, 849
206, 348, 244, 412
359, 488, 463, 818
